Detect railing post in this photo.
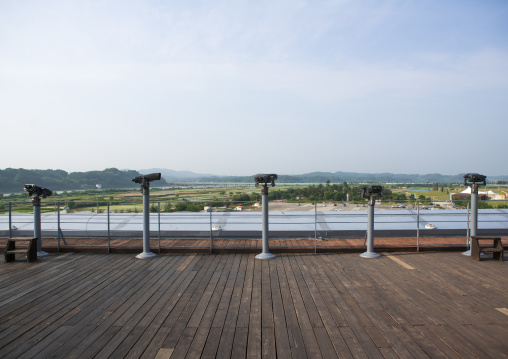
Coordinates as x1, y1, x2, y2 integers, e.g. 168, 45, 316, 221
462, 201, 471, 256
416, 201, 420, 252
314, 202, 317, 242
57, 202, 61, 252
210, 202, 213, 254
8, 202, 12, 238
467, 201, 470, 242
158, 202, 161, 254
107, 202, 110, 253
314, 204, 318, 254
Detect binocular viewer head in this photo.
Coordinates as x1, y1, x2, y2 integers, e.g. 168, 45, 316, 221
255, 174, 278, 187
463, 173, 486, 187
132, 173, 162, 184
360, 185, 383, 199
24, 184, 53, 198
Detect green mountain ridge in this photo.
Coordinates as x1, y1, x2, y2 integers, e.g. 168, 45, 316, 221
1, 168, 507, 193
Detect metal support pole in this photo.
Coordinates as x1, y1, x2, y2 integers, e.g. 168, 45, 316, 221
467, 201, 470, 241
463, 188, 477, 256
471, 188, 478, 237
416, 201, 420, 252
256, 184, 275, 260
33, 196, 48, 257
360, 196, 380, 259
136, 181, 156, 259
9, 202, 12, 238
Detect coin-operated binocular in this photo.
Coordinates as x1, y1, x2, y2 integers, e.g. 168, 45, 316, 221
255, 174, 277, 187
24, 184, 53, 257
359, 185, 383, 259
462, 173, 487, 255
132, 173, 161, 259
255, 174, 277, 195
360, 185, 382, 205
133, 173, 162, 194
24, 184, 53, 200
463, 173, 486, 188
254, 174, 278, 260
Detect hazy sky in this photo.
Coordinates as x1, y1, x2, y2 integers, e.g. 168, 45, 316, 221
1, 0, 507, 176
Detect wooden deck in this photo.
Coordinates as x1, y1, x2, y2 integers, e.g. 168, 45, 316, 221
1, 252, 507, 358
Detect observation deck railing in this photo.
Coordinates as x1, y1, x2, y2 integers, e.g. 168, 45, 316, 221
1, 200, 507, 253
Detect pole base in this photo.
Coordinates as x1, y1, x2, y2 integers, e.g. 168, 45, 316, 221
37, 251, 49, 257
360, 251, 381, 259
462, 250, 483, 257
136, 252, 157, 259
256, 252, 276, 260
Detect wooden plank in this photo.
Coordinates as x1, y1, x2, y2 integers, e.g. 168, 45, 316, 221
236, 254, 255, 328
177, 254, 196, 271
214, 255, 248, 359
275, 256, 299, 329
200, 327, 223, 359
64, 256, 169, 327
118, 255, 210, 359
261, 259, 274, 329
67, 326, 122, 359
262, 327, 276, 359
299, 255, 348, 327
294, 255, 353, 359
160, 254, 224, 351
231, 326, 248, 359
288, 328, 312, 359
0, 256, 136, 357
280, 255, 322, 358
42, 325, 97, 358
0, 254, 124, 325
315, 255, 386, 357
169, 326, 197, 358
268, 259, 292, 359
312, 327, 339, 359
247, 255, 262, 358
31, 325, 85, 359
154, 348, 174, 359
211, 254, 242, 328
185, 255, 237, 358
280, 256, 322, 358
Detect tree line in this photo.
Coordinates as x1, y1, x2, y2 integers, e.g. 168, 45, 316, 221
0, 168, 167, 192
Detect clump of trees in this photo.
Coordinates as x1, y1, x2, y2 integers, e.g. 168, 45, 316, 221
0, 168, 167, 192
234, 181, 402, 203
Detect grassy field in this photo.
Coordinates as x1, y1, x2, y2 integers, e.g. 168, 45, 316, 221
2, 183, 507, 214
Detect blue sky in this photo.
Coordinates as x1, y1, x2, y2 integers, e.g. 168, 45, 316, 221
1, 0, 507, 176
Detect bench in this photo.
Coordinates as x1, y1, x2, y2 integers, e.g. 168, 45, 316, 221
471, 236, 503, 261
4, 238, 38, 263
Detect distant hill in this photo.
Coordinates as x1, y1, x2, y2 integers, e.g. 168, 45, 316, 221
2, 168, 507, 193
172, 171, 508, 184
0, 168, 166, 192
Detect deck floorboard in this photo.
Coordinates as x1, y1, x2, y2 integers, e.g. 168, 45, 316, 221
0, 251, 507, 358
